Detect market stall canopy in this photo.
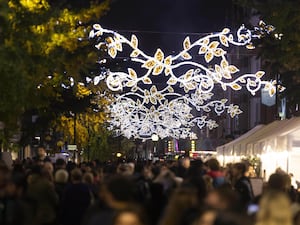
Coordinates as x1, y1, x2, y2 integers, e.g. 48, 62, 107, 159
216, 124, 265, 155
217, 117, 300, 156
216, 117, 300, 180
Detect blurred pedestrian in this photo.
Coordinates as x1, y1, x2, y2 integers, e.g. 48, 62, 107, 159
54, 169, 69, 201
26, 165, 59, 225
83, 174, 139, 225
188, 207, 217, 225
158, 186, 199, 225
60, 168, 92, 225
206, 158, 225, 188
231, 162, 254, 210
112, 204, 149, 225
255, 191, 293, 225
205, 184, 241, 212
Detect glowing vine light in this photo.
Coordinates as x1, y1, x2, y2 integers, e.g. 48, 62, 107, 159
89, 21, 283, 140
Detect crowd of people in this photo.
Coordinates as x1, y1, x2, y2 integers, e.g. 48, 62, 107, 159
0, 147, 300, 225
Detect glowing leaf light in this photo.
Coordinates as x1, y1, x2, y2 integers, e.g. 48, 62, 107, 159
89, 21, 283, 141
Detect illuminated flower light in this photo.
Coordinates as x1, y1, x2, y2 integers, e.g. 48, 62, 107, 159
106, 84, 243, 140
89, 22, 282, 140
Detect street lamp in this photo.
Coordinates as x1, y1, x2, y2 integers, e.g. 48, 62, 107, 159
151, 134, 159, 156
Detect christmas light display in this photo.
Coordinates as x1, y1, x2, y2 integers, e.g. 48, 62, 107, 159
89, 21, 283, 140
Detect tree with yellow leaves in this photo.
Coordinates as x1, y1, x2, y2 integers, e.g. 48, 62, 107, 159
0, 0, 111, 153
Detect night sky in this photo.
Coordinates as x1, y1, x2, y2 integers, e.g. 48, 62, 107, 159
100, 0, 234, 32
99, 0, 235, 53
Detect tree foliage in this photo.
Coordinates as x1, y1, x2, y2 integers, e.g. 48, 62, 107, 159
0, 0, 111, 151
234, 0, 300, 113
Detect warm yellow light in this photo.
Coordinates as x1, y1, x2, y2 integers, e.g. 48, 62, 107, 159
89, 22, 282, 140
191, 140, 196, 152
168, 140, 173, 152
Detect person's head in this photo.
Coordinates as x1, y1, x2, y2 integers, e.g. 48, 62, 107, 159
187, 159, 204, 177
142, 164, 153, 180
117, 163, 135, 176
54, 169, 69, 184
205, 185, 241, 212
26, 165, 43, 184
206, 158, 220, 171
192, 207, 217, 225
70, 168, 82, 183
182, 174, 207, 202
256, 191, 293, 225
181, 157, 191, 169
267, 173, 291, 192
37, 145, 46, 159
159, 186, 200, 225
55, 158, 66, 170
83, 172, 94, 185
232, 162, 247, 178
245, 165, 256, 177
6, 172, 26, 197
41, 163, 54, 182
101, 175, 137, 208
113, 205, 148, 225
169, 186, 200, 208
43, 161, 54, 175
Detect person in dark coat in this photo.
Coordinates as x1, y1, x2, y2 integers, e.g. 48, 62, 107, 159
232, 162, 254, 211
82, 174, 139, 225
59, 168, 91, 225
26, 165, 59, 225
54, 169, 69, 201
